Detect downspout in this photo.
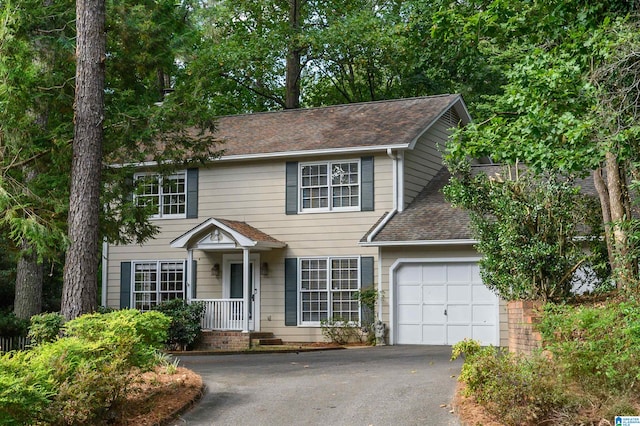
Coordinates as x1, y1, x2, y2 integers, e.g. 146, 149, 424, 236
386, 148, 398, 211
397, 151, 405, 212
101, 238, 108, 308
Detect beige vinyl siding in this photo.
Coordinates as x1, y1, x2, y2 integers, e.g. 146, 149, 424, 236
403, 110, 460, 207
106, 153, 392, 342
379, 246, 508, 348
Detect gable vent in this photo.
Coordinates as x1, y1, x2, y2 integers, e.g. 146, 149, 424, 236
442, 108, 460, 128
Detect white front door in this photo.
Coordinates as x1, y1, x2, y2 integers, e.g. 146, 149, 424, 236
223, 255, 260, 331
395, 261, 498, 346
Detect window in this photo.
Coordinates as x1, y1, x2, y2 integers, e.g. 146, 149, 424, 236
134, 171, 186, 218
299, 257, 360, 324
300, 160, 359, 212
132, 261, 185, 311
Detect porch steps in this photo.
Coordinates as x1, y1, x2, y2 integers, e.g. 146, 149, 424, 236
250, 332, 283, 346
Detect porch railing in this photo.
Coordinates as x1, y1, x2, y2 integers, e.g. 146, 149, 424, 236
193, 299, 244, 331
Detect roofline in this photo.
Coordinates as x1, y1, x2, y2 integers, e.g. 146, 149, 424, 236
359, 239, 477, 247
110, 144, 410, 168
407, 95, 472, 150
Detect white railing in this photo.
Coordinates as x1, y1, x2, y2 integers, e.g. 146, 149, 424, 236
193, 299, 244, 330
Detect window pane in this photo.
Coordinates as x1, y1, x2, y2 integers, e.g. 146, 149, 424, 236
133, 261, 184, 311
330, 162, 359, 208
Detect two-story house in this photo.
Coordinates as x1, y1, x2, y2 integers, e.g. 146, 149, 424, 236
104, 94, 507, 348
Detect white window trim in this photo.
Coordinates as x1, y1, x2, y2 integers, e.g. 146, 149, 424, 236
298, 159, 361, 213
297, 256, 362, 326
133, 170, 187, 219
131, 259, 186, 310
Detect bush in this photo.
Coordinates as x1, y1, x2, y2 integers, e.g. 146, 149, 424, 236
452, 339, 572, 425
28, 312, 65, 345
0, 310, 172, 425
65, 309, 170, 368
0, 312, 29, 338
153, 299, 204, 350
320, 317, 363, 345
538, 301, 640, 395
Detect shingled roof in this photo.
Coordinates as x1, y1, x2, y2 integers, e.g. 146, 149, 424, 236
211, 94, 468, 158
363, 167, 473, 244
363, 164, 602, 245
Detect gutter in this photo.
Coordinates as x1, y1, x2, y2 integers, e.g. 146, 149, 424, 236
360, 239, 477, 247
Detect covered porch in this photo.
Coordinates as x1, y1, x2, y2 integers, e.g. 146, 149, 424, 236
171, 218, 286, 333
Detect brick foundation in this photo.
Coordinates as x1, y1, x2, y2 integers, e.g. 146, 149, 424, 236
507, 300, 542, 355
196, 331, 251, 351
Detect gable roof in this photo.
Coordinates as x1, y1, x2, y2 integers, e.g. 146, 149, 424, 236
210, 94, 469, 160
362, 165, 602, 246
362, 167, 474, 245
171, 217, 286, 250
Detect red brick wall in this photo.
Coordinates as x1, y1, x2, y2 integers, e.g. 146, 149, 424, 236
197, 331, 250, 351
507, 300, 542, 355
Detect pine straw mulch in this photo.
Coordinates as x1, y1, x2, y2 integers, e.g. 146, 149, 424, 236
113, 366, 204, 426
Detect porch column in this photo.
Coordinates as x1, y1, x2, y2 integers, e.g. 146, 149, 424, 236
187, 249, 194, 303
242, 247, 250, 333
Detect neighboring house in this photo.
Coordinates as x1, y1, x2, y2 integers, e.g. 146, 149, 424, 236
104, 94, 507, 347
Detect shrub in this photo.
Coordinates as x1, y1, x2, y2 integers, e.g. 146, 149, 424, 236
0, 312, 29, 338
452, 339, 572, 425
65, 309, 170, 368
28, 312, 65, 345
538, 301, 640, 395
320, 317, 363, 344
0, 310, 172, 425
153, 299, 205, 350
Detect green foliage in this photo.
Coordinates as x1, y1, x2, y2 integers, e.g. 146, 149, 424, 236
538, 301, 640, 395
452, 339, 573, 425
0, 310, 171, 425
28, 312, 64, 345
64, 309, 170, 368
0, 312, 29, 337
320, 317, 363, 345
445, 167, 603, 301
153, 299, 205, 350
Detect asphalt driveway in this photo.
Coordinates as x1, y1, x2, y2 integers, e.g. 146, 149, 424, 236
171, 345, 462, 426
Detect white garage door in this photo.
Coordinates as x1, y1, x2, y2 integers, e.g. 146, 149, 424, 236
395, 261, 498, 346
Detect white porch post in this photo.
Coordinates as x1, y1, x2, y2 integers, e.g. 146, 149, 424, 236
187, 249, 194, 303
242, 247, 250, 333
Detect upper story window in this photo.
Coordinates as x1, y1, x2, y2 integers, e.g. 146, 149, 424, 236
134, 171, 186, 218
300, 160, 360, 212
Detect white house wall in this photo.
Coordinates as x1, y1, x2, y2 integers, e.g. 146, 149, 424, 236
106, 153, 393, 342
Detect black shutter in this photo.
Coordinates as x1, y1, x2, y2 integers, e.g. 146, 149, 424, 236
361, 157, 374, 211
120, 262, 132, 309
284, 258, 298, 326
285, 162, 298, 215
191, 260, 197, 299
186, 168, 199, 218
360, 256, 375, 325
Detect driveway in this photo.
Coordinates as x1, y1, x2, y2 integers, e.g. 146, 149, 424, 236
171, 345, 462, 426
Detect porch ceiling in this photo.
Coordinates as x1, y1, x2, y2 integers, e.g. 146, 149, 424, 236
170, 217, 287, 251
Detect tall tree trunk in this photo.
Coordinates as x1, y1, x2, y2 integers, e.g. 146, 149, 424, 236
285, 0, 301, 109
61, 0, 106, 320
13, 239, 43, 320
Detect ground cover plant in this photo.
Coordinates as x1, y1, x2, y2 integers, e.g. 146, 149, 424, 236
454, 299, 640, 425
0, 309, 173, 425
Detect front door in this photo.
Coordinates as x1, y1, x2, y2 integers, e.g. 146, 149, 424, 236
228, 262, 257, 330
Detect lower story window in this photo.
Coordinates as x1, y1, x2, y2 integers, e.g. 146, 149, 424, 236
133, 260, 185, 311
300, 257, 360, 324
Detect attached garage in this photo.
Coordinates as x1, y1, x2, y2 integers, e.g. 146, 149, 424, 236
392, 260, 498, 346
